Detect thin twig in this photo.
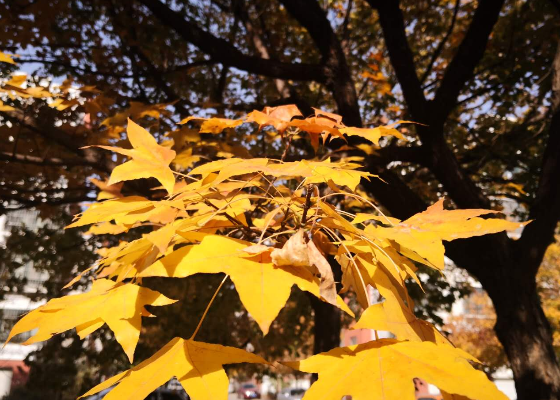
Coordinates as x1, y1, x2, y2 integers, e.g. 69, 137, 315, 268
191, 274, 229, 339
301, 184, 314, 227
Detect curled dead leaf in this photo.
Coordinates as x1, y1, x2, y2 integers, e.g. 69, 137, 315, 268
307, 239, 337, 305
270, 229, 309, 267
271, 229, 337, 305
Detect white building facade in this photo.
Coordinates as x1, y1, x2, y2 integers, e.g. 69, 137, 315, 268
0, 212, 47, 397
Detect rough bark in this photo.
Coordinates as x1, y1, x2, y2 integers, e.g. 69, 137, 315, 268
492, 275, 560, 400
365, 2, 560, 398
445, 232, 560, 400
231, 0, 291, 98
279, 0, 362, 126
309, 297, 342, 381
137, 0, 327, 83
309, 256, 343, 376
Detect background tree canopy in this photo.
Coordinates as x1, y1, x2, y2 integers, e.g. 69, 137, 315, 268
1, 0, 560, 399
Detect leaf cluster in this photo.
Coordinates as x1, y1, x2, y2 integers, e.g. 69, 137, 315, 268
5, 108, 524, 400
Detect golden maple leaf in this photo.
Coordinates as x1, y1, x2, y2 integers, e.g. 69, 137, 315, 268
354, 266, 449, 345
0, 51, 17, 64
94, 119, 176, 194
5, 279, 176, 362
179, 115, 243, 133
188, 157, 373, 191
80, 337, 268, 400
369, 198, 526, 270
138, 235, 353, 333
284, 339, 508, 400
66, 196, 153, 228
246, 104, 303, 132
339, 120, 411, 145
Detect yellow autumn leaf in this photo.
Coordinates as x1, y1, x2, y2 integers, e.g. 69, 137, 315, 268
311, 107, 345, 127
49, 97, 79, 110
179, 116, 243, 133
85, 222, 128, 235
289, 118, 343, 150
0, 51, 17, 64
336, 243, 420, 308
337, 253, 371, 308
101, 101, 172, 127
351, 212, 400, 226
143, 223, 177, 254
340, 120, 412, 145
0, 100, 15, 111
5, 75, 25, 88
1, 75, 55, 99
189, 158, 373, 191
173, 148, 201, 169
66, 196, 153, 228
89, 177, 124, 200
297, 159, 373, 190
283, 339, 508, 400
441, 391, 472, 400
80, 337, 268, 400
369, 198, 526, 270
5, 279, 176, 362
354, 265, 449, 344
200, 117, 243, 133
138, 235, 353, 333
246, 104, 303, 132
94, 119, 176, 195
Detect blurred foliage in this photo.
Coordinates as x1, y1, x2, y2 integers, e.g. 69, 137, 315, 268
0, 0, 559, 397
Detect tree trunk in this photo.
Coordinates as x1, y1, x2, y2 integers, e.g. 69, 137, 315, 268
489, 276, 560, 400
308, 255, 344, 382
309, 297, 341, 382
310, 297, 342, 355
452, 235, 560, 400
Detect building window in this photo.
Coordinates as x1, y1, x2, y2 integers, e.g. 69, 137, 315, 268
0, 310, 32, 343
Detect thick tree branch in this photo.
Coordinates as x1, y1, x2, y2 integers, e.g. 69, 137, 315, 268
0, 193, 95, 211
419, 0, 460, 84
548, 0, 560, 15
371, 144, 427, 165
366, 0, 489, 210
367, 0, 428, 121
361, 161, 427, 220
278, 0, 362, 126
432, 0, 506, 123
136, 0, 326, 83
0, 152, 99, 168
0, 112, 115, 174
517, 41, 560, 274
231, 0, 290, 98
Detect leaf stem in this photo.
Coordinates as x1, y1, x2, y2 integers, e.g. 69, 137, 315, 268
301, 184, 314, 227
190, 274, 229, 340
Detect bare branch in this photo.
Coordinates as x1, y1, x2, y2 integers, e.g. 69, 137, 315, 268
231, 0, 290, 98
517, 40, 560, 274
432, 0, 506, 124
419, 0, 460, 84
366, 0, 428, 120
0, 152, 99, 168
0, 112, 115, 174
278, 0, 362, 126
137, 0, 326, 83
